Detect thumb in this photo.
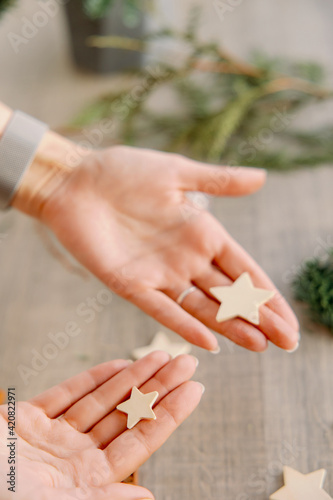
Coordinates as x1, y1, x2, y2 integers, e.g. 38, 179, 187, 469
177, 158, 267, 197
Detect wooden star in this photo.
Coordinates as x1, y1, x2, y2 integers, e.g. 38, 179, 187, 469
131, 331, 192, 360
116, 386, 159, 429
270, 467, 333, 500
210, 272, 275, 325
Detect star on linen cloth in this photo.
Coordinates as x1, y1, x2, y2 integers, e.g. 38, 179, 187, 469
132, 331, 192, 360
270, 467, 333, 500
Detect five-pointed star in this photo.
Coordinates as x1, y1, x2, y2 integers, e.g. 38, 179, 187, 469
116, 386, 159, 429
131, 331, 192, 360
210, 272, 275, 325
270, 467, 333, 500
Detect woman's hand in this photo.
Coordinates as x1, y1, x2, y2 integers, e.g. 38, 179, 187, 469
0, 352, 203, 500
14, 140, 299, 352
41, 146, 299, 352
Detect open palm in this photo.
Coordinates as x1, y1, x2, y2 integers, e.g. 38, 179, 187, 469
0, 352, 202, 500
41, 146, 299, 352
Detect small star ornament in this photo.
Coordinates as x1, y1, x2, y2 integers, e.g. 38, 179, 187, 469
210, 272, 275, 325
131, 331, 192, 360
116, 386, 159, 429
270, 466, 333, 500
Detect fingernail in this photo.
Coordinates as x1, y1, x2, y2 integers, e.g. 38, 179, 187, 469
191, 355, 199, 367
286, 342, 299, 353
126, 359, 134, 364
196, 382, 205, 394
210, 345, 220, 354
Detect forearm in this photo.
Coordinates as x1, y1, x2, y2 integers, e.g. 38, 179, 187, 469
0, 102, 84, 219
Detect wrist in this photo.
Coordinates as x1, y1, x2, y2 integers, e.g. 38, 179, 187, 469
11, 130, 92, 220
0, 103, 94, 219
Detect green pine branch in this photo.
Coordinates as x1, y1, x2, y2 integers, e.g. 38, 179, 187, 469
292, 249, 333, 332
70, 9, 333, 170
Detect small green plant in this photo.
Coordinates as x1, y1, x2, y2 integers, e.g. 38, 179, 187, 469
71, 9, 333, 170
292, 249, 333, 332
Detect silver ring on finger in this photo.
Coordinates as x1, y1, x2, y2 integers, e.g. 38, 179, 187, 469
176, 286, 199, 306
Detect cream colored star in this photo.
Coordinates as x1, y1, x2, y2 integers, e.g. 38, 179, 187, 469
131, 331, 192, 360
116, 386, 159, 429
210, 272, 275, 325
270, 467, 333, 500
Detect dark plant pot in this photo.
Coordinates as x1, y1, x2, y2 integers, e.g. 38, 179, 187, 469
64, 0, 144, 73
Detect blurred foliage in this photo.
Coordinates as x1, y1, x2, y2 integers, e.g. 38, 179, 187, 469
293, 249, 333, 332
82, 0, 153, 25
83, 0, 112, 18
71, 9, 333, 170
0, 0, 16, 16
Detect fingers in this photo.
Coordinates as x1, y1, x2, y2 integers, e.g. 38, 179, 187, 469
176, 157, 266, 196
105, 380, 204, 483
96, 483, 154, 500
63, 351, 170, 432
193, 267, 298, 351
214, 235, 300, 331
45, 483, 154, 500
164, 278, 268, 352
128, 288, 218, 351
90, 354, 198, 448
84, 483, 154, 500
30, 359, 131, 418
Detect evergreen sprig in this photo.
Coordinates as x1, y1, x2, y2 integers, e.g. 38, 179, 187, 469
292, 249, 333, 332
83, 0, 114, 19
70, 11, 333, 170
